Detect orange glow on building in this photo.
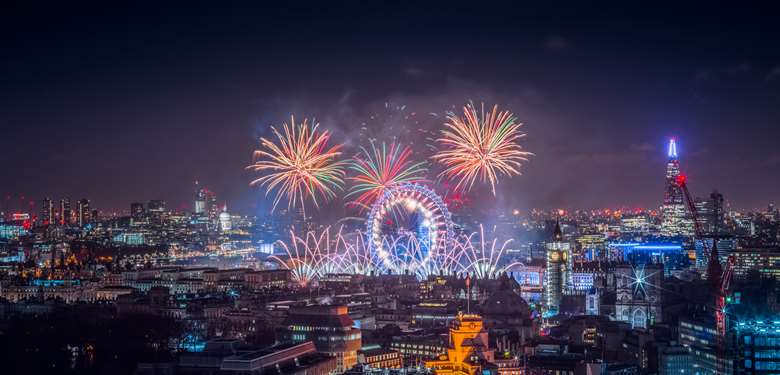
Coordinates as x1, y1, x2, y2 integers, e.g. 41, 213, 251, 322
426, 313, 506, 375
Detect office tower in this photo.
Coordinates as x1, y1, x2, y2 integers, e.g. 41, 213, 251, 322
658, 343, 691, 375
695, 191, 725, 235
59, 198, 71, 225
130, 202, 145, 220
207, 190, 218, 222
41, 198, 54, 225
195, 187, 207, 215
732, 320, 780, 374
147, 200, 166, 225
77, 199, 91, 226
661, 138, 694, 237
147, 200, 166, 212
545, 220, 570, 315
679, 317, 732, 373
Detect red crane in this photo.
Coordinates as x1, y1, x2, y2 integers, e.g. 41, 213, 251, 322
676, 174, 734, 372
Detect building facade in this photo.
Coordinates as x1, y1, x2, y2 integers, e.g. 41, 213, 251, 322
279, 305, 362, 373
545, 220, 571, 315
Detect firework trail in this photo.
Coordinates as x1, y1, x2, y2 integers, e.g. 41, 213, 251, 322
247, 116, 345, 213
271, 227, 373, 286
455, 225, 522, 279
347, 141, 427, 209
272, 226, 520, 283
432, 103, 532, 195
271, 229, 324, 287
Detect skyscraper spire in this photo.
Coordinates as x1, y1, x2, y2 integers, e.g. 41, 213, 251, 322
661, 137, 694, 237
668, 137, 678, 160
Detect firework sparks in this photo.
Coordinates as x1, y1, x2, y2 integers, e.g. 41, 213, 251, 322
347, 142, 427, 209
456, 225, 522, 279
271, 227, 374, 286
272, 224, 523, 283
432, 103, 532, 195
247, 116, 345, 212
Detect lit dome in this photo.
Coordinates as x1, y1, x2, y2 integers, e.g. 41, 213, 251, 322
219, 204, 232, 231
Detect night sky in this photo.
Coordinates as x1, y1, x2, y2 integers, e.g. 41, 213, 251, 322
2, 3, 780, 216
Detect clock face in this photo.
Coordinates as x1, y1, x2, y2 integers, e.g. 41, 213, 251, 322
469, 322, 476, 329
550, 252, 560, 261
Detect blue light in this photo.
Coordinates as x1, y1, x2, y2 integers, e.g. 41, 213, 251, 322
610, 242, 682, 251
609, 242, 641, 247
634, 245, 683, 251
668, 138, 678, 159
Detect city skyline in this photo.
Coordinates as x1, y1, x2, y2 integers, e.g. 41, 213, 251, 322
3, 4, 780, 375
0, 135, 772, 218
2, 3, 780, 214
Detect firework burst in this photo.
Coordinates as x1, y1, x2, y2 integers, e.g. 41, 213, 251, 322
432, 103, 532, 195
347, 142, 427, 209
247, 116, 345, 213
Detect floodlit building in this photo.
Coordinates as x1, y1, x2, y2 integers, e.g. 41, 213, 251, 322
424, 313, 497, 375
615, 264, 662, 329
660, 138, 694, 237
545, 220, 571, 315
278, 305, 362, 373
658, 342, 692, 375
732, 320, 780, 373
219, 204, 232, 232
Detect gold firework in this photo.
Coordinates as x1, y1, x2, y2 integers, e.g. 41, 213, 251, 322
432, 103, 532, 195
247, 116, 345, 212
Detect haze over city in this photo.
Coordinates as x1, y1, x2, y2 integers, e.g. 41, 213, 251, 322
2, 3, 780, 215
3, 3, 780, 375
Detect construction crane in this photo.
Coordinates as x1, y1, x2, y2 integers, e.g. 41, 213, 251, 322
676, 174, 734, 373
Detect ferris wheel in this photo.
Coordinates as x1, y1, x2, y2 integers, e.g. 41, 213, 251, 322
366, 183, 453, 276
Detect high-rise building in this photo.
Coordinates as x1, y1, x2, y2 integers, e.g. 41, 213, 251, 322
545, 220, 571, 315
77, 199, 91, 226
679, 317, 732, 374
194, 186, 218, 224
59, 198, 71, 225
192, 184, 219, 226
732, 320, 780, 374
147, 200, 166, 225
130, 202, 145, 220
147, 200, 166, 212
207, 190, 218, 222
194, 187, 208, 215
658, 343, 691, 375
661, 138, 694, 237
695, 191, 725, 236
41, 198, 54, 225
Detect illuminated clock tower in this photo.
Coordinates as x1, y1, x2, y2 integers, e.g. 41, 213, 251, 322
545, 219, 570, 315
